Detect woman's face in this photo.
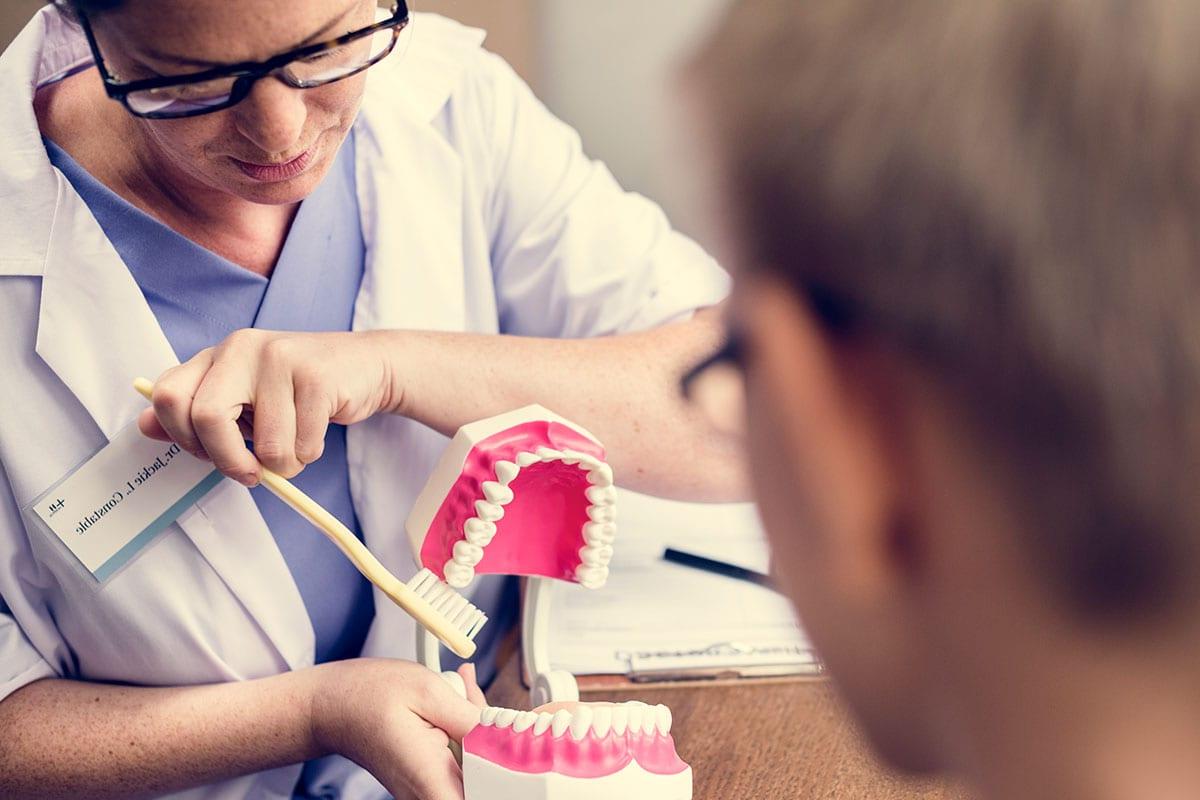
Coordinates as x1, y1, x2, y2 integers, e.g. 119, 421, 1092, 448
87, 0, 379, 206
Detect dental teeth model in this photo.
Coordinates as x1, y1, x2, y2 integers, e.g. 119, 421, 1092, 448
406, 405, 617, 592
413, 409, 692, 797
411, 408, 642, 702
464, 701, 693, 800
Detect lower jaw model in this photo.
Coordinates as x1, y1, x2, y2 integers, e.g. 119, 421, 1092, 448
463, 701, 693, 800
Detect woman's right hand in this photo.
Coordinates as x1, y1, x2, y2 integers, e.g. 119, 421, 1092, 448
139, 329, 401, 485
311, 659, 483, 800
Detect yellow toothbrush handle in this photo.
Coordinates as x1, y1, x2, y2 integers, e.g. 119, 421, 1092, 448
132, 377, 476, 658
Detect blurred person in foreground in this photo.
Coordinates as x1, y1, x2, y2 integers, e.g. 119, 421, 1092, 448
684, 1, 1200, 798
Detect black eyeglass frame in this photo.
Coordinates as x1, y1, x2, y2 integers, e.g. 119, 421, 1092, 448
77, 1, 410, 119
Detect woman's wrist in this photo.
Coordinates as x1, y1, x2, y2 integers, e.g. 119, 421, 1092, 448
306, 661, 352, 758
363, 329, 416, 418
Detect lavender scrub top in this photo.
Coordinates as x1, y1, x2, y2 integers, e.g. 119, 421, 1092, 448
44, 133, 376, 667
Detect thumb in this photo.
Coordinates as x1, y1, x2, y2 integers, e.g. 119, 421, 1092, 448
456, 663, 488, 709
137, 408, 171, 442
418, 682, 483, 742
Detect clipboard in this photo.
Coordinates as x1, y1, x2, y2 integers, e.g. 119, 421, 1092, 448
522, 491, 820, 692
521, 644, 823, 693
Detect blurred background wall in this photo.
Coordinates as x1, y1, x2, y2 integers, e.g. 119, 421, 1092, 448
2, 0, 729, 237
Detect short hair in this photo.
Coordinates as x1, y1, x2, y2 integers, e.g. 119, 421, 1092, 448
693, 0, 1200, 620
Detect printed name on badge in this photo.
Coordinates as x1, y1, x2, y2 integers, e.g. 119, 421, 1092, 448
30, 423, 222, 582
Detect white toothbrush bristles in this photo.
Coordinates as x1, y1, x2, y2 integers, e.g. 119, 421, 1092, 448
406, 568, 489, 641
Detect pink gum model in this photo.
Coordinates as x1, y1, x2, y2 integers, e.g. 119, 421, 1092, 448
406, 406, 617, 590
464, 702, 692, 800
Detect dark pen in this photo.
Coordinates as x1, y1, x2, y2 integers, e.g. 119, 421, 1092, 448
662, 547, 776, 590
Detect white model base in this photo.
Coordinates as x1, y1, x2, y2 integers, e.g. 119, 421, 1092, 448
530, 669, 579, 707
463, 752, 693, 800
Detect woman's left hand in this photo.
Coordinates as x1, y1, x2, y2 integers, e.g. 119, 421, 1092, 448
139, 329, 399, 485
455, 663, 488, 709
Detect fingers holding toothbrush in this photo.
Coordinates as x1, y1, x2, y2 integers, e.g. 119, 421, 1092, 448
138, 329, 396, 485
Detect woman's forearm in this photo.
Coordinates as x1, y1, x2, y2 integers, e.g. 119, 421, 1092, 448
381, 309, 749, 502
0, 669, 324, 800
137, 313, 747, 501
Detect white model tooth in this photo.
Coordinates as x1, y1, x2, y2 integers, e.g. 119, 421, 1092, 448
578, 545, 614, 568
559, 449, 584, 466
474, 500, 504, 522
587, 504, 617, 524
576, 564, 608, 588
579, 545, 605, 567
586, 463, 614, 487
626, 704, 645, 736
591, 705, 613, 738
495, 460, 520, 485
533, 712, 554, 736
611, 705, 629, 735
575, 453, 602, 470
464, 518, 497, 546
655, 705, 673, 735
496, 708, 519, 729
550, 709, 572, 738
641, 705, 657, 735
480, 706, 500, 726
453, 540, 484, 566
512, 711, 538, 733
443, 560, 475, 588
516, 451, 540, 467
482, 481, 515, 506
585, 485, 616, 506
537, 447, 565, 462
569, 706, 594, 740
583, 521, 616, 545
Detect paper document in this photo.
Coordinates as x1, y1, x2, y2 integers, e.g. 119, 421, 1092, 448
547, 492, 819, 677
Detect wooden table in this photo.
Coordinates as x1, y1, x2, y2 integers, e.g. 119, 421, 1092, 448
486, 653, 970, 800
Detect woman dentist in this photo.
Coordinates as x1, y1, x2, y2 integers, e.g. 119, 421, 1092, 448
0, 1, 738, 798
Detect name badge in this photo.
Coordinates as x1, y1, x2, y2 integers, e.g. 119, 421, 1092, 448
27, 423, 223, 582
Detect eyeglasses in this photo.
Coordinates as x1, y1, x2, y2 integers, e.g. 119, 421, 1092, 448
680, 330, 748, 441
77, 1, 410, 119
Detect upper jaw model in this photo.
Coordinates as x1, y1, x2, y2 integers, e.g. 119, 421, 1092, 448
464, 701, 692, 800
406, 405, 617, 591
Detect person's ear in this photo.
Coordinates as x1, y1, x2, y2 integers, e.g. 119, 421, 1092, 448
736, 272, 924, 610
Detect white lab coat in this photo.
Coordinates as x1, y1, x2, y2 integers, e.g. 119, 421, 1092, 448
0, 7, 728, 798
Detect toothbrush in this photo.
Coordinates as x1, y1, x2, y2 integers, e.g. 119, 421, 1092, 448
133, 377, 487, 658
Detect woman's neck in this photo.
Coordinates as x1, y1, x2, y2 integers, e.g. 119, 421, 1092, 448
36, 68, 297, 277
120, 135, 299, 277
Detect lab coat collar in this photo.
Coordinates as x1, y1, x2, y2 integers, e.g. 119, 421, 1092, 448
350, 13, 485, 335
391, 13, 487, 123
35, 182, 318, 673
0, 5, 171, 439
0, 7, 85, 278
34, 186, 318, 669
